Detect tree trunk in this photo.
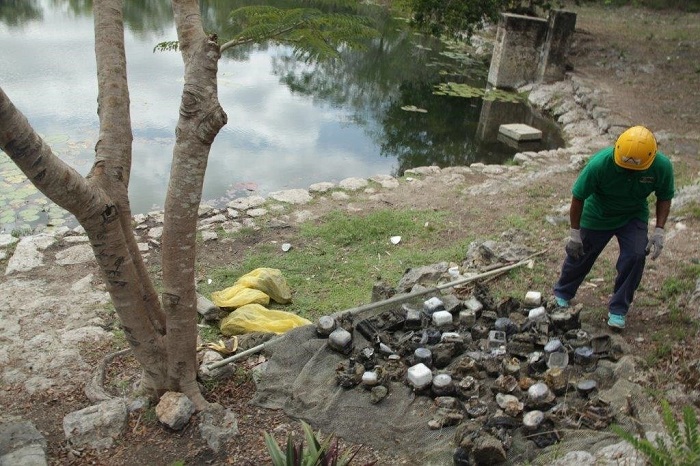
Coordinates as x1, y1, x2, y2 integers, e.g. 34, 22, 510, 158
0, 0, 169, 397
161, 0, 227, 408
0, 0, 226, 409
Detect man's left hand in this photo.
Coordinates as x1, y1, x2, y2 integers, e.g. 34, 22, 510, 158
645, 227, 665, 260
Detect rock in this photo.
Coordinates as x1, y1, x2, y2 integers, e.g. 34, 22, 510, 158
369, 174, 399, 189
472, 433, 506, 464
63, 399, 128, 449
198, 204, 215, 217
60, 326, 111, 345
156, 392, 196, 431
227, 195, 266, 210
148, 226, 163, 239
197, 294, 223, 321
198, 350, 234, 382
548, 451, 596, 465
439, 173, 468, 186
338, 177, 368, 191
370, 385, 388, 404
612, 355, 637, 382
482, 165, 506, 175
308, 182, 335, 193
0, 418, 47, 466
0, 233, 19, 248
70, 274, 94, 293
247, 208, 268, 218
594, 440, 646, 465
199, 214, 227, 226
55, 244, 94, 266
404, 166, 441, 176
5, 234, 56, 275
221, 221, 243, 234
198, 404, 239, 452
0, 444, 48, 466
201, 231, 218, 242
397, 263, 449, 292
148, 211, 165, 224
62, 235, 89, 244
268, 189, 312, 205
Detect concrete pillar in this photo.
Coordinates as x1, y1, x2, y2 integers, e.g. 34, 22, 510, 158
487, 13, 548, 90
537, 10, 577, 83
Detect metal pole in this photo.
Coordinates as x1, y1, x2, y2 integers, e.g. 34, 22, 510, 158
339, 253, 544, 318
206, 250, 546, 369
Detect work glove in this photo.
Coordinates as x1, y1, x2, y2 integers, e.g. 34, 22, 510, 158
565, 228, 584, 260
645, 227, 665, 260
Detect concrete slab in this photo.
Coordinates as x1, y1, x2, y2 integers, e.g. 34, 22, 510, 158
497, 132, 541, 150
498, 123, 543, 141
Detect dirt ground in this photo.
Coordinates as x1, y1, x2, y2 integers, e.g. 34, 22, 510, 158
2, 3, 700, 465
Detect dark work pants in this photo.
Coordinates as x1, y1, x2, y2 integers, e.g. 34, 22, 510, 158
553, 218, 648, 316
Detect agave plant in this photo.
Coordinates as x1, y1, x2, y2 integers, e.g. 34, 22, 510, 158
264, 420, 376, 466
612, 400, 700, 466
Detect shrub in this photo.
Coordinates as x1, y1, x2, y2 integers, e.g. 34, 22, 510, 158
264, 420, 376, 466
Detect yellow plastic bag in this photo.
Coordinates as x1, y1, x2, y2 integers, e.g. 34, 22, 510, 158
220, 304, 311, 336
234, 268, 292, 304
211, 284, 270, 309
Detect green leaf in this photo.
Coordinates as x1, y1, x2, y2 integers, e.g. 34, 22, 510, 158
264, 432, 287, 466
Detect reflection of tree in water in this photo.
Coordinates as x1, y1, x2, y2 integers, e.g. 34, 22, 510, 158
266, 9, 495, 175
5, 0, 554, 175
379, 80, 486, 175
0, 0, 43, 28
41, 0, 174, 37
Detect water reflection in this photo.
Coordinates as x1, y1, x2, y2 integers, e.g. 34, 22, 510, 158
0, 0, 563, 232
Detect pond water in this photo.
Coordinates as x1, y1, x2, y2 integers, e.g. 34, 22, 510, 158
0, 0, 564, 232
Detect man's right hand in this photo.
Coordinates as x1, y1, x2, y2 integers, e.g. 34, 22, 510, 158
565, 228, 584, 260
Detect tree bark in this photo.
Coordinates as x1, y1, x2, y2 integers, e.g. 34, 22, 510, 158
0, 0, 171, 395
161, 0, 227, 408
93, 0, 166, 338
1, 0, 228, 406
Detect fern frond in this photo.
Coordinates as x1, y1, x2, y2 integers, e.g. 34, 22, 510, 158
153, 40, 180, 52
661, 399, 685, 452
219, 5, 378, 58
683, 406, 700, 451
682, 406, 700, 463
611, 425, 674, 466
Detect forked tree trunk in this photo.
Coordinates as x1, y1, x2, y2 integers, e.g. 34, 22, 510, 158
0, 0, 226, 409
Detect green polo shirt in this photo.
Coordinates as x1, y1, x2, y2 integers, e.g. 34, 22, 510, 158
572, 147, 675, 230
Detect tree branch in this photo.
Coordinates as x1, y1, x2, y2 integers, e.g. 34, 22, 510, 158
93, 0, 166, 335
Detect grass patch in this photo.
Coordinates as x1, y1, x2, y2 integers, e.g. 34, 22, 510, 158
203, 209, 472, 320
198, 323, 221, 343
660, 263, 700, 306
675, 200, 700, 220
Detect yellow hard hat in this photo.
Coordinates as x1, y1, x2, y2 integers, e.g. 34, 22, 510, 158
614, 126, 657, 170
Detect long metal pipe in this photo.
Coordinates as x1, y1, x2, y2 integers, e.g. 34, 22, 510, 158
206, 250, 546, 369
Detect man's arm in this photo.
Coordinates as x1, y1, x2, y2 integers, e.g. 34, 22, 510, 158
570, 197, 584, 229
655, 199, 671, 229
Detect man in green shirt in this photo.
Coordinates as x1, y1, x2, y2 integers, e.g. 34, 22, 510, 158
553, 126, 675, 329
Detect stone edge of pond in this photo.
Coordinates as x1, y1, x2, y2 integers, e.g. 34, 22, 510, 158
0, 74, 623, 273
